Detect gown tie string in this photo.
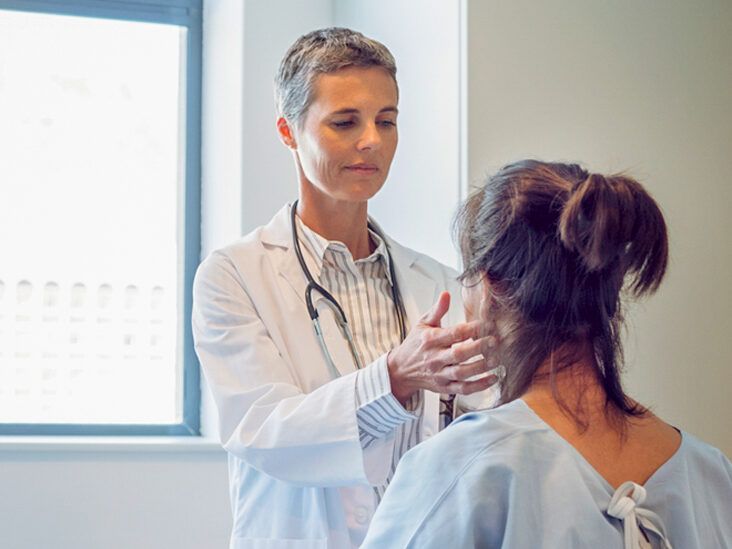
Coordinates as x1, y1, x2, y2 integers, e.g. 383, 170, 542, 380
606, 481, 673, 549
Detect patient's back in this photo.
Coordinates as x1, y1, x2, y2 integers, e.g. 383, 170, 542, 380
362, 399, 732, 549
521, 392, 683, 490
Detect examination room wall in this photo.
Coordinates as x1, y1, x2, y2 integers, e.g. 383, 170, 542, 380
2, 2, 729, 549
467, 0, 732, 456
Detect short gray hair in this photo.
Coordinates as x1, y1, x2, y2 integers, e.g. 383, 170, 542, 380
275, 27, 398, 126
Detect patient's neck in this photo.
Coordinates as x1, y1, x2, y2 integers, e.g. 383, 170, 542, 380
521, 340, 614, 425
519, 342, 680, 490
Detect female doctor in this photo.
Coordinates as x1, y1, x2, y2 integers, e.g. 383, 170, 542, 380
192, 28, 497, 549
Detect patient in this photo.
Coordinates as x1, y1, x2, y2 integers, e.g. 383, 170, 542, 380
362, 160, 732, 548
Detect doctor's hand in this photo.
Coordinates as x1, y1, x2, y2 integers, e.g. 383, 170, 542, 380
387, 291, 499, 406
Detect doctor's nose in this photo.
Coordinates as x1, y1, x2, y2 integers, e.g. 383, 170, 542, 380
356, 123, 381, 151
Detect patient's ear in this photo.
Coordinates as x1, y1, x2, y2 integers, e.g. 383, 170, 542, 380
481, 278, 515, 350
479, 276, 506, 338
480, 275, 492, 303
478, 275, 496, 317
277, 117, 297, 149
462, 273, 495, 326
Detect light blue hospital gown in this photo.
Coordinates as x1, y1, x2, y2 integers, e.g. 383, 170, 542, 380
362, 399, 732, 548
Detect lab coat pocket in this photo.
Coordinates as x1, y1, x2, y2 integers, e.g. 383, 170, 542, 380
230, 538, 328, 549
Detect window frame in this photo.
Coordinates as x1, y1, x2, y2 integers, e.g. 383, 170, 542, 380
0, 0, 202, 436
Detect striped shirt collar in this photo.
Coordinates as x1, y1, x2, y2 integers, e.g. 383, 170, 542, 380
294, 214, 394, 285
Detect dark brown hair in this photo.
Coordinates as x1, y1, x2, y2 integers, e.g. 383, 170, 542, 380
455, 160, 668, 422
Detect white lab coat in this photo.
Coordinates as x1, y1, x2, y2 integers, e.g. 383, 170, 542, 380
192, 204, 472, 549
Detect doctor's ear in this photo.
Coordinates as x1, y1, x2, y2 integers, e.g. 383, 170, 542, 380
277, 117, 297, 149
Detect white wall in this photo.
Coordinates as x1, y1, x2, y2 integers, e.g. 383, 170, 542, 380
200, 0, 246, 255
467, 0, 732, 456
0, 446, 230, 549
202, 0, 333, 248
239, 0, 333, 235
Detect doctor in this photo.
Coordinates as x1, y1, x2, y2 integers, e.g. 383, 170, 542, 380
192, 28, 497, 549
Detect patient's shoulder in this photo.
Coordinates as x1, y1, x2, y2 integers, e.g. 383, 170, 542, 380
414, 399, 553, 473
389, 399, 560, 525
675, 431, 732, 481
447, 398, 548, 441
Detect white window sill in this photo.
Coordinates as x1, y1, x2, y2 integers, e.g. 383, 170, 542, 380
0, 436, 225, 453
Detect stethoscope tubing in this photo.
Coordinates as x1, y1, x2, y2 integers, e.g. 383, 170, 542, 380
290, 200, 407, 377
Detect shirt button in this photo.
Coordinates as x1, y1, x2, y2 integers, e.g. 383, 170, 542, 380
354, 505, 370, 525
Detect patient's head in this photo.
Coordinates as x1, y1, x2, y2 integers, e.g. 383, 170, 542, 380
455, 160, 668, 416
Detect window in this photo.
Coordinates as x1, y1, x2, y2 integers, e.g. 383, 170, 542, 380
0, 0, 202, 435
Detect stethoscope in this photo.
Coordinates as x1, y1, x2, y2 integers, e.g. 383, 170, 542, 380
290, 200, 407, 378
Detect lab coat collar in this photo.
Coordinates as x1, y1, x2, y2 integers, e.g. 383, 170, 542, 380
261, 204, 419, 265
259, 203, 294, 249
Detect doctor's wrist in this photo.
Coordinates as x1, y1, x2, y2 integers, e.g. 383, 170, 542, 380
386, 350, 417, 406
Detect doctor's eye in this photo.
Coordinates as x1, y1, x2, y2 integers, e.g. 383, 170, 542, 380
377, 119, 397, 128
331, 119, 355, 129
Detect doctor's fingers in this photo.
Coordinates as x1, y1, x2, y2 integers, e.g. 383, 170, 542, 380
419, 291, 451, 327
435, 359, 489, 383
428, 320, 485, 348
436, 336, 487, 366
443, 373, 499, 396
477, 333, 499, 352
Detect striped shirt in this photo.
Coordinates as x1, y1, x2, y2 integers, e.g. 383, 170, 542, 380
295, 216, 424, 497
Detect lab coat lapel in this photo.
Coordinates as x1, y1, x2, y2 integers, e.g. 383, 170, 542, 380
263, 204, 358, 378
382, 238, 437, 330
262, 204, 309, 309
277, 250, 309, 308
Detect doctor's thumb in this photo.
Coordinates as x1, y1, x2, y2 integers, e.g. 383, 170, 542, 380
421, 291, 451, 327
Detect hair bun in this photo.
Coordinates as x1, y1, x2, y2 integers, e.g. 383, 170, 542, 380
559, 172, 668, 295
559, 173, 628, 271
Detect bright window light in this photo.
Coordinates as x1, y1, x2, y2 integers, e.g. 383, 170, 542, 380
0, 9, 186, 425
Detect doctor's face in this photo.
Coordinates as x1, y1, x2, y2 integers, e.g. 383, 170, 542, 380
287, 66, 399, 204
